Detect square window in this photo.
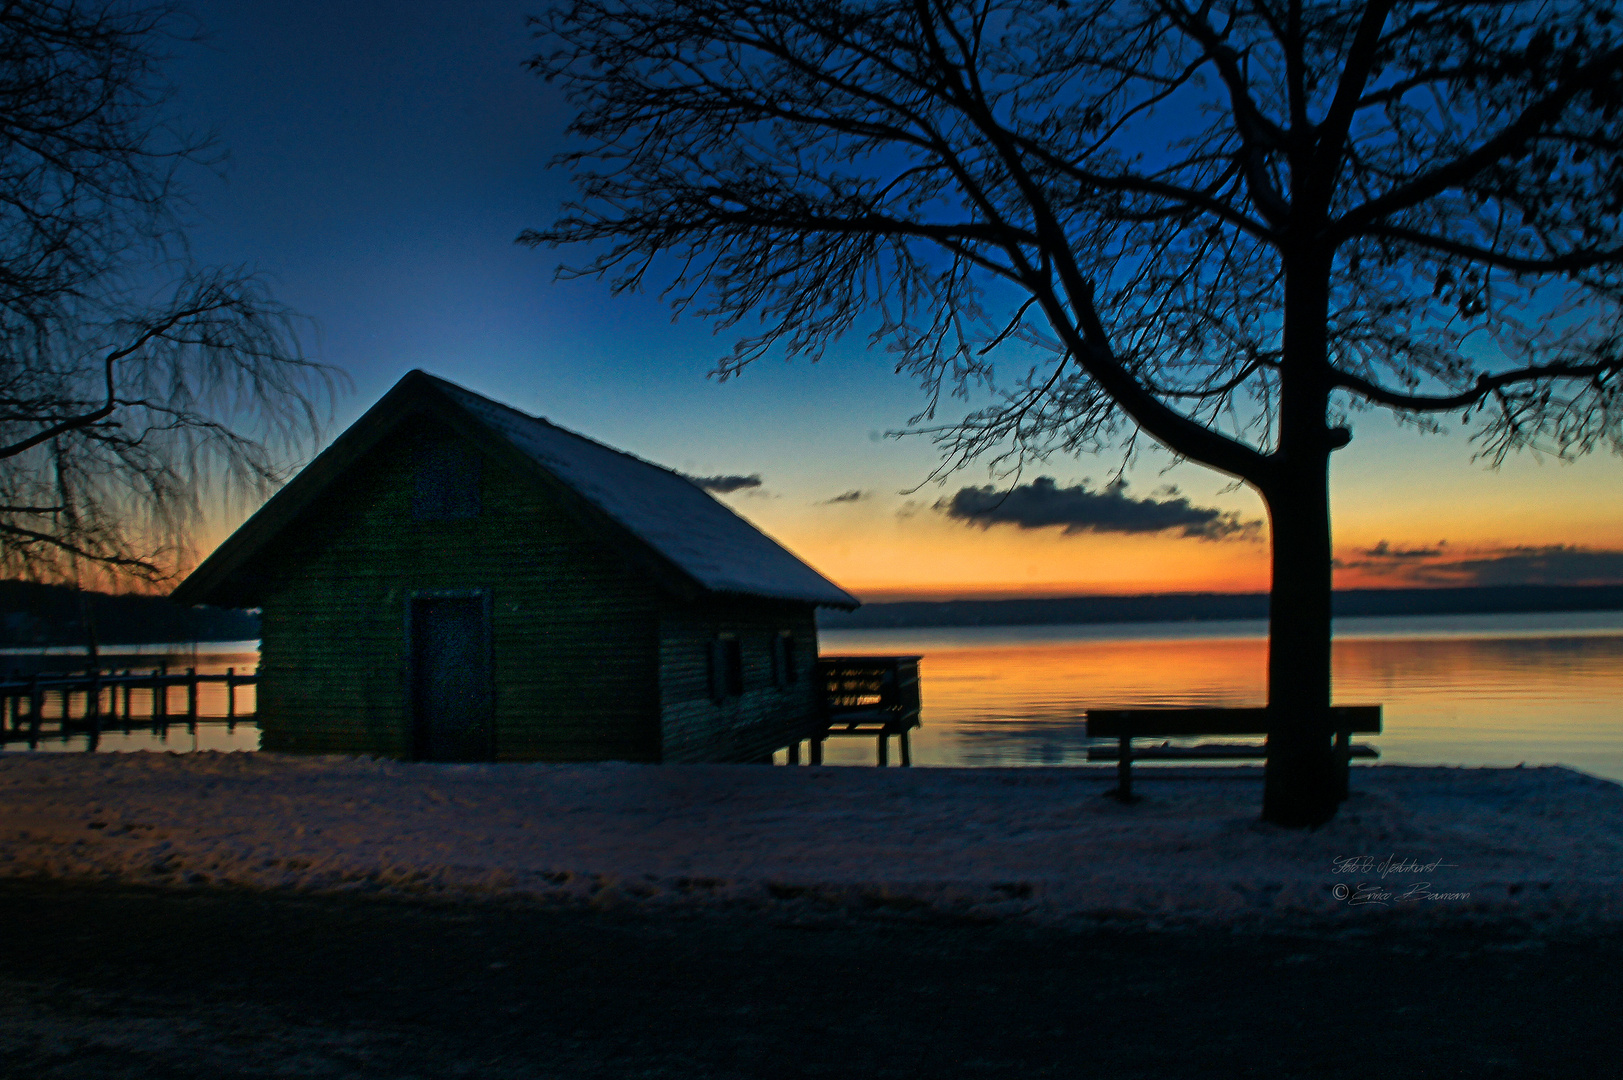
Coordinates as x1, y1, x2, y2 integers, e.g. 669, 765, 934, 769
775, 631, 798, 686
709, 634, 743, 700
413, 443, 481, 520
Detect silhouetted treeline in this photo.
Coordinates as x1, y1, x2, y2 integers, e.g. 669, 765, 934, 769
819, 586, 1623, 630
0, 581, 258, 646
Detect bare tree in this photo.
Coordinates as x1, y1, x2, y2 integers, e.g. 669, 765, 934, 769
0, 0, 336, 587
527, 0, 1623, 824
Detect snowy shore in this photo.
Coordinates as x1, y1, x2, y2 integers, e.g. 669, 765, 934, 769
2, 753, 1619, 929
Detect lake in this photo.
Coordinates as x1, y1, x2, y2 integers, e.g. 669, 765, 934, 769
820, 611, 1623, 782
5, 611, 1621, 782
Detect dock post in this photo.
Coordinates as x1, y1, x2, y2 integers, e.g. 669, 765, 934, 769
876, 732, 889, 766
154, 667, 167, 729
26, 673, 41, 749
186, 667, 197, 731
87, 668, 102, 748
1115, 735, 1133, 802
899, 728, 912, 767
226, 668, 236, 720
787, 740, 800, 765
809, 736, 824, 765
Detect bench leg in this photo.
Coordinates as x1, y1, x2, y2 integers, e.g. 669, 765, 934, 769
1113, 735, 1135, 802
1334, 729, 1351, 802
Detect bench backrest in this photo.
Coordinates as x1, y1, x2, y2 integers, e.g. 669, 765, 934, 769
1085, 705, 1381, 738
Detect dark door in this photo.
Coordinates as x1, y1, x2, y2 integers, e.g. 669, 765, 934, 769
410, 596, 492, 761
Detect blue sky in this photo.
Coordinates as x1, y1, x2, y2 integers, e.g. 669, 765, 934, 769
168, 0, 1623, 600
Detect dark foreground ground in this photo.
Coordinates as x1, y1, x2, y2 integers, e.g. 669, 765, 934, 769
1, 882, 1619, 1078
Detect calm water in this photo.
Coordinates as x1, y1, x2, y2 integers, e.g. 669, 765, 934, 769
6, 614, 1622, 782
820, 611, 1623, 782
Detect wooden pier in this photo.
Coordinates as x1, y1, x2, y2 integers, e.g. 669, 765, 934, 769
4, 656, 920, 764
0, 667, 257, 749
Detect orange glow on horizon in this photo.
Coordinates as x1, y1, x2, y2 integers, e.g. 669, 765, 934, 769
171, 452, 1623, 603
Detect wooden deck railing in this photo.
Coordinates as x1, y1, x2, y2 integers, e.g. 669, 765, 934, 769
799, 655, 922, 765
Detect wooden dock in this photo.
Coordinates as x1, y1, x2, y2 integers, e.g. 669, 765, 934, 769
790, 656, 922, 766
3, 656, 923, 764
0, 667, 257, 749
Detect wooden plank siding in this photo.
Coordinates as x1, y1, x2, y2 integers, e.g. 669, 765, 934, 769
658, 599, 822, 763
255, 419, 663, 761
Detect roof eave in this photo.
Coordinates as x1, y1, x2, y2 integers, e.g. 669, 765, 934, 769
704, 586, 861, 611
173, 370, 860, 615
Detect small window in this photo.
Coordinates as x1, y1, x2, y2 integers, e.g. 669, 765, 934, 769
708, 634, 743, 701
774, 631, 798, 686
413, 443, 481, 520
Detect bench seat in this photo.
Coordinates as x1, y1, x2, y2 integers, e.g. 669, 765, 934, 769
1085, 706, 1382, 801
1086, 741, 1379, 761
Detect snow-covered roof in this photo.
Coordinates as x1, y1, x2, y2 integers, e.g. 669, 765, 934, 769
173, 370, 858, 610
428, 376, 857, 608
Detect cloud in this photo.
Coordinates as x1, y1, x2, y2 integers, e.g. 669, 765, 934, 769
1431, 546, 1623, 587
1335, 540, 1448, 570
1363, 540, 1447, 560
819, 489, 869, 504
1339, 543, 1623, 587
936, 476, 1261, 540
682, 472, 763, 494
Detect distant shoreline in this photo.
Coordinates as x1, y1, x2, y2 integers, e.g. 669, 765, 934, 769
820, 584, 1623, 630
9, 580, 1622, 641
0, 580, 256, 647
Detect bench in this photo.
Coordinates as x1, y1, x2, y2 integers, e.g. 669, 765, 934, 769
1084, 706, 1382, 801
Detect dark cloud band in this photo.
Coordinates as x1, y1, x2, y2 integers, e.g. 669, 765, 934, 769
682, 473, 763, 494
1342, 545, 1623, 587
936, 477, 1260, 540
1447, 548, 1623, 586
1362, 540, 1446, 560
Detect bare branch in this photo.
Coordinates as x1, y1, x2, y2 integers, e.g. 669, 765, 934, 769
1332, 356, 1623, 414
0, 3, 342, 584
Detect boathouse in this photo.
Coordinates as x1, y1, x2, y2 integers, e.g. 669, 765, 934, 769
172, 371, 860, 763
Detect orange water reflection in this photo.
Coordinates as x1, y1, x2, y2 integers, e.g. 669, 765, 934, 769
820, 615, 1623, 781
8, 622, 1621, 781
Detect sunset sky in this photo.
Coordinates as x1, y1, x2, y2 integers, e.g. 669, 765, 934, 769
172, 0, 1623, 602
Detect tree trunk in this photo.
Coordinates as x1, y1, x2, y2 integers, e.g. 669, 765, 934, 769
1261, 244, 1339, 827
1260, 459, 1338, 826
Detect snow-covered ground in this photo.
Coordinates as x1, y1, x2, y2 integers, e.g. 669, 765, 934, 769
2, 753, 1619, 929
